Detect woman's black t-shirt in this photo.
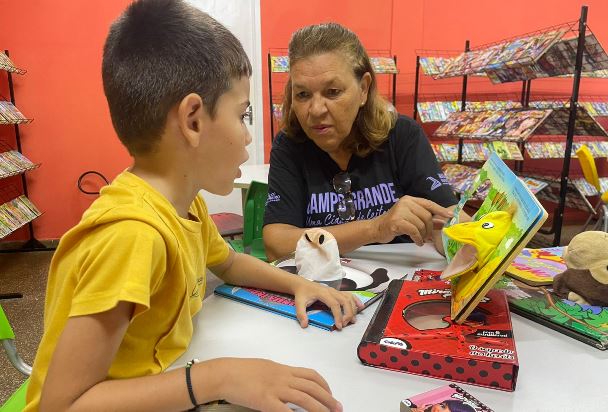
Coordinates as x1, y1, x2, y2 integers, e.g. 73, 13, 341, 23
263, 115, 457, 243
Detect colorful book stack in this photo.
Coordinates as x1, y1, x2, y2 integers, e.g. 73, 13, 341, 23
435, 29, 565, 80
432, 30, 608, 84
370, 57, 398, 74
571, 177, 608, 197
582, 69, 608, 78
417, 100, 521, 123
580, 101, 608, 117
434, 107, 607, 141
535, 106, 608, 136
441, 163, 480, 195
526, 141, 608, 159
518, 177, 549, 194
0, 52, 25, 74
431, 141, 523, 162
418, 56, 454, 76
272, 103, 282, 122
417, 101, 461, 123
0, 195, 41, 238
442, 163, 548, 197
434, 109, 550, 141
0, 101, 30, 124
269, 55, 289, 73
420, 100, 608, 123
0, 150, 38, 178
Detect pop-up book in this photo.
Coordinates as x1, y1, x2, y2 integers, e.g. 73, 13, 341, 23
441, 153, 548, 323
358, 280, 518, 391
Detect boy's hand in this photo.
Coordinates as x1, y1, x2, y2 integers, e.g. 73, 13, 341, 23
292, 279, 364, 330
218, 358, 343, 412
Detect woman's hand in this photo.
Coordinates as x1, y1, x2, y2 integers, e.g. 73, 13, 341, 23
292, 279, 364, 330
216, 358, 343, 412
373, 196, 453, 246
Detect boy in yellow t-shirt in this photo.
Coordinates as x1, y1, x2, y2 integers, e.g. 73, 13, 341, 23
24, 1, 361, 411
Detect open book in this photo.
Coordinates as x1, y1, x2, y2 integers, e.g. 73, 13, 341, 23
441, 153, 548, 322
506, 246, 566, 286
214, 253, 409, 331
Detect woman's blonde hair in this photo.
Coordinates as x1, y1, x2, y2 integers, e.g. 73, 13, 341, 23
280, 23, 396, 157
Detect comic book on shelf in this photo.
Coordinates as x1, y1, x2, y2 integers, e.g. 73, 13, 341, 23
571, 176, 608, 197
419, 56, 454, 76
271, 103, 283, 121
0, 151, 37, 178
0, 51, 24, 74
434, 109, 550, 141
436, 30, 565, 80
441, 153, 548, 322
536, 34, 608, 78
370, 57, 398, 74
214, 252, 412, 331
269, 55, 289, 72
441, 163, 548, 196
534, 107, 608, 137
0, 101, 29, 124
0, 195, 41, 238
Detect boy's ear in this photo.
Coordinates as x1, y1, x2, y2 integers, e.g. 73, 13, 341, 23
177, 93, 205, 148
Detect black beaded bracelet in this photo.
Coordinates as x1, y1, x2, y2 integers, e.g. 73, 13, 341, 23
185, 359, 199, 409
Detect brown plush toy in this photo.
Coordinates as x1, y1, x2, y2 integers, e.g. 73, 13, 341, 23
553, 231, 608, 307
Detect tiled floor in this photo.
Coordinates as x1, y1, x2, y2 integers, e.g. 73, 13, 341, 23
0, 226, 583, 405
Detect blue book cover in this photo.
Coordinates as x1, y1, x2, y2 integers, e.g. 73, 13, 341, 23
214, 284, 377, 331
214, 253, 409, 331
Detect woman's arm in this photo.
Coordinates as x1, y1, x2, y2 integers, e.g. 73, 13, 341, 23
264, 196, 454, 261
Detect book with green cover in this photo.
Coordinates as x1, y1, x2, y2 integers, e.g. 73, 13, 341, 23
497, 277, 608, 350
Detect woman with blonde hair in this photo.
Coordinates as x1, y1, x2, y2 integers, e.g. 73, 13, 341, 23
263, 23, 458, 261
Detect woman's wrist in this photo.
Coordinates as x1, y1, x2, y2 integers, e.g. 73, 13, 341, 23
366, 216, 382, 244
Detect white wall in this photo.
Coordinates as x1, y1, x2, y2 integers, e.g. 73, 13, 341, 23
186, 0, 264, 215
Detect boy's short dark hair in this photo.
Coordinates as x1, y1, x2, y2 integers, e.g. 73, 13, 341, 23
102, 0, 252, 155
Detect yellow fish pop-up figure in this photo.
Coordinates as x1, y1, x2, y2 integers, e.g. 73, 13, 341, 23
441, 211, 512, 280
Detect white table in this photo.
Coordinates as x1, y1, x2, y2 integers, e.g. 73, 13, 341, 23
174, 244, 608, 411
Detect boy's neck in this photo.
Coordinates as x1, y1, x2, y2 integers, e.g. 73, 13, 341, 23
130, 156, 198, 219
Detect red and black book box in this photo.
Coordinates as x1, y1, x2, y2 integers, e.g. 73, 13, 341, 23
358, 279, 519, 391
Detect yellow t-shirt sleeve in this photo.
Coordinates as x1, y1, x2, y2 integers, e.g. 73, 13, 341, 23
70, 220, 167, 318
194, 195, 230, 267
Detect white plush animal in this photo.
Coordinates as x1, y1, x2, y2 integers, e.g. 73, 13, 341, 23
295, 228, 345, 288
